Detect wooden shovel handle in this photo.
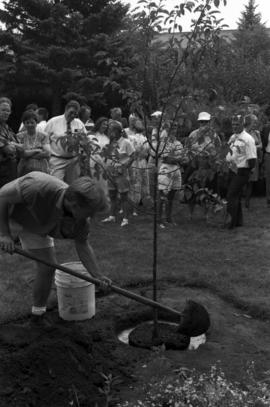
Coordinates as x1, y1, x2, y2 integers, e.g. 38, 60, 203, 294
14, 247, 182, 318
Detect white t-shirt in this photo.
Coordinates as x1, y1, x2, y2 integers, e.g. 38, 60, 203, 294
88, 133, 110, 169
124, 127, 136, 137
45, 114, 86, 157
88, 133, 110, 151
226, 130, 257, 169
36, 120, 47, 133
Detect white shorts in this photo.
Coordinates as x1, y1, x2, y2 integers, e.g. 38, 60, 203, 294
158, 164, 182, 192
10, 221, 54, 250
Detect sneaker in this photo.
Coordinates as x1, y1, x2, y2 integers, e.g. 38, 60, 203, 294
159, 223, 166, 229
120, 218, 129, 227
132, 211, 138, 216
102, 216, 116, 223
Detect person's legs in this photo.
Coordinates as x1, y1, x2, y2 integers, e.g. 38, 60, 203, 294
50, 156, 67, 181
236, 198, 243, 227
102, 189, 117, 222
148, 164, 156, 200
30, 247, 57, 309
141, 163, 151, 203
264, 153, 270, 205
245, 181, 253, 209
166, 189, 176, 223
17, 230, 55, 315
129, 165, 139, 210
120, 192, 129, 220
158, 190, 167, 226
227, 170, 249, 228
109, 189, 118, 218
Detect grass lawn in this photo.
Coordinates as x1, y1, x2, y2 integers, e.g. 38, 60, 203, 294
1, 196, 270, 323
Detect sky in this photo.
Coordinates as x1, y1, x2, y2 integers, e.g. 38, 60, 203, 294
0, 0, 269, 30
122, 0, 270, 30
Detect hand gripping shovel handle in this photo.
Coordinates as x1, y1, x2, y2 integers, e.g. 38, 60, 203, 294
14, 247, 182, 319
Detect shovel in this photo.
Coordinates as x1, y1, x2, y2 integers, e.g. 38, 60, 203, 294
14, 247, 210, 336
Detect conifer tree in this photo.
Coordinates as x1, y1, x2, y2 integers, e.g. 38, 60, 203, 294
237, 0, 261, 30
234, 0, 270, 63
0, 0, 129, 116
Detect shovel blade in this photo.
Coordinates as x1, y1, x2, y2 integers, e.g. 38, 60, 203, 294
177, 300, 210, 337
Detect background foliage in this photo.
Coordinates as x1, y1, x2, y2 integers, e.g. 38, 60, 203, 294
0, 0, 270, 129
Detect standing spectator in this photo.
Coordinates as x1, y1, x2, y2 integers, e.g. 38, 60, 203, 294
36, 107, 49, 133
88, 117, 110, 195
261, 109, 270, 207
148, 111, 168, 200
184, 112, 220, 189
102, 121, 134, 227
128, 119, 150, 216
0, 97, 18, 187
226, 115, 257, 229
45, 100, 86, 184
79, 105, 94, 134
110, 107, 128, 129
16, 110, 51, 176
158, 128, 183, 228
18, 103, 39, 132
124, 114, 137, 138
243, 114, 262, 209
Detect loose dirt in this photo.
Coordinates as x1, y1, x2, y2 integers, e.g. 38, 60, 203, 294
0, 285, 270, 406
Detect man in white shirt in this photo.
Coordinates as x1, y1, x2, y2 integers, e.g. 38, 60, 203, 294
45, 100, 86, 184
226, 114, 257, 229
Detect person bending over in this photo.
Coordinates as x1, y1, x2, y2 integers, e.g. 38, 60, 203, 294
0, 172, 111, 321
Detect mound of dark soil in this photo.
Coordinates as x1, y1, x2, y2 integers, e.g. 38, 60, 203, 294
0, 309, 142, 407
1, 286, 270, 407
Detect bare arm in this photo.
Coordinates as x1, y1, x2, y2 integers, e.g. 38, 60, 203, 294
75, 239, 110, 283
33, 143, 51, 159
21, 148, 43, 158
0, 182, 23, 252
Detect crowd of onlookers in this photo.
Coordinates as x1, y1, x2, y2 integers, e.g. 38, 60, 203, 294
1, 95, 270, 230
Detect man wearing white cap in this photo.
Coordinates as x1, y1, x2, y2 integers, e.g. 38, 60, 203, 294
187, 112, 214, 154
185, 112, 220, 186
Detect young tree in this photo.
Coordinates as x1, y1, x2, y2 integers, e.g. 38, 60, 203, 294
109, 0, 229, 338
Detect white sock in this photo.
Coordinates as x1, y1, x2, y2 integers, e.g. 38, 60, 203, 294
32, 306, 47, 316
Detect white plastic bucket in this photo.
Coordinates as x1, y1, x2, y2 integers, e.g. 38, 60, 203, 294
55, 262, 95, 321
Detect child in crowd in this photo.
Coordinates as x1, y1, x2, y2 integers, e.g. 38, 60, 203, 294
127, 118, 150, 216
158, 126, 184, 228
102, 121, 134, 227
